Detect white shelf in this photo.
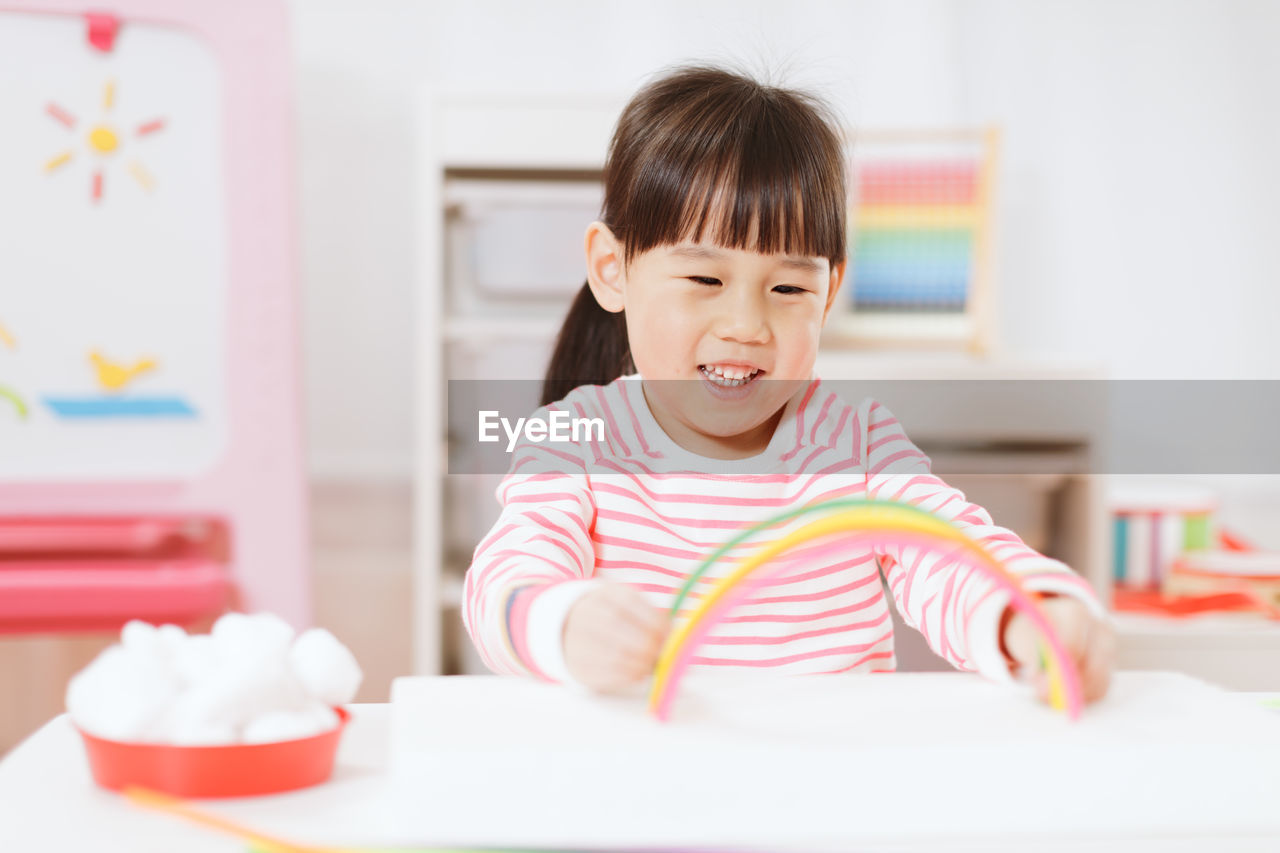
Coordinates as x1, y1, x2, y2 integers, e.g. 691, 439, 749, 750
1113, 612, 1280, 641
1113, 613, 1280, 691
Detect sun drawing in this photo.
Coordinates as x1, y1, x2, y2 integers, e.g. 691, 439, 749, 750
43, 79, 166, 202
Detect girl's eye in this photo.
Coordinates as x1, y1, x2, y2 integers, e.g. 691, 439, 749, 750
688, 276, 721, 285
773, 285, 808, 295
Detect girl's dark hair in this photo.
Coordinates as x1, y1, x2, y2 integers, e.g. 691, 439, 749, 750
540, 64, 848, 406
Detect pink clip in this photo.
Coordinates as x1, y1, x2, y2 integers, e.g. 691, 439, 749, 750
86, 12, 120, 53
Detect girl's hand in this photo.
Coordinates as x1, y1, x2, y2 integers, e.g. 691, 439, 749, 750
1000, 595, 1116, 706
563, 582, 671, 693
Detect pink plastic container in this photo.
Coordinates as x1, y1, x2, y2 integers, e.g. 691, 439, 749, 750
76, 708, 349, 798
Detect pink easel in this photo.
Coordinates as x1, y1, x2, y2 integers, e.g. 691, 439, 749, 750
0, 0, 307, 632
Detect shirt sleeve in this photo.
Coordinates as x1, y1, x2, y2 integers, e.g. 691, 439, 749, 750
857, 398, 1106, 683
461, 402, 600, 682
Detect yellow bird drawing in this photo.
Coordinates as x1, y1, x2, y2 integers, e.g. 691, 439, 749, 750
90, 350, 157, 392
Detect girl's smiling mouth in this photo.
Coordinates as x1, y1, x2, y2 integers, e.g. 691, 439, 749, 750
698, 363, 765, 397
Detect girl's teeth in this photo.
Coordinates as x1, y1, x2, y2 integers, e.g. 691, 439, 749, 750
701, 365, 759, 386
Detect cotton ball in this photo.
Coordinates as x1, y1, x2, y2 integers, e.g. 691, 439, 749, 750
210, 612, 260, 663
245, 612, 296, 660
289, 628, 362, 706
304, 703, 340, 731
116, 622, 180, 710
165, 664, 267, 733
162, 654, 308, 738
156, 623, 188, 657
170, 720, 237, 747
66, 645, 181, 741
119, 620, 177, 680
171, 633, 220, 688
152, 624, 201, 682
120, 620, 160, 655
242, 704, 338, 744
211, 612, 294, 669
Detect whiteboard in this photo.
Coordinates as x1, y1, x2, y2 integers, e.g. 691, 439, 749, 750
0, 10, 226, 480
388, 672, 1280, 848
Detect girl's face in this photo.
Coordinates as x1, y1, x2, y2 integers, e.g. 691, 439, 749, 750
585, 222, 846, 460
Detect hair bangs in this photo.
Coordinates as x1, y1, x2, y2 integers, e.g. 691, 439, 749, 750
608, 69, 847, 267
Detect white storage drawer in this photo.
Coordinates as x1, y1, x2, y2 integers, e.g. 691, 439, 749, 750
445, 178, 604, 315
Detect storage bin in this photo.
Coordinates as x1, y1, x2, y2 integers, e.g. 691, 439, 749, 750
444, 178, 603, 316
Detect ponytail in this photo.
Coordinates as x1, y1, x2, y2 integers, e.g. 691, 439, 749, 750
540, 281, 633, 406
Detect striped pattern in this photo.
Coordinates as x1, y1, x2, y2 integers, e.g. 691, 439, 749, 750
462, 375, 1095, 680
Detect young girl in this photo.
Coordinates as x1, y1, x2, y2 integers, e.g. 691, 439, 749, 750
463, 64, 1114, 705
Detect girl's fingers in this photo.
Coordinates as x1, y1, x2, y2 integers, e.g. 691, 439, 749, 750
1056, 601, 1091, 656
1079, 623, 1116, 704
563, 585, 670, 691
1064, 613, 1116, 705
581, 604, 664, 650
569, 644, 651, 687
1014, 599, 1108, 708
595, 596, 669, 663
615, 635, 664, 670
576, 616, 664, 667
1032, 612, 1114, 708
583, 622, 660, 660
609, 597, 670, 643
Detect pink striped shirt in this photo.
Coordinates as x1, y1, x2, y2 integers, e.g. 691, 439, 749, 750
462, 374, 1100, 683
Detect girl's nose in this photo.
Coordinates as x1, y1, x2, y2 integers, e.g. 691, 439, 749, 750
713, 291, 771, 345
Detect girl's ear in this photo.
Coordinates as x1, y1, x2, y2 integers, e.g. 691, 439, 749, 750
822, 260, 848, 322
585, 220, 626, 313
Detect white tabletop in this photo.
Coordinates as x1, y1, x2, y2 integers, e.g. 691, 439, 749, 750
386, 673, 1280, 851
0, 704, 393, 852
1, 677, 1278, 852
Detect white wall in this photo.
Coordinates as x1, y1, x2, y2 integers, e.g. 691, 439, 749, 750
960, 2, 1280, 377
293, 0, 1280, 481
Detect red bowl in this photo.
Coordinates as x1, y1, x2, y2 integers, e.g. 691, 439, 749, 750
76, 707, 350, 798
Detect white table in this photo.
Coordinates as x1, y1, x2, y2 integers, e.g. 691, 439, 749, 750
1, 675, 1279, 852
0, 704, 393, 852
